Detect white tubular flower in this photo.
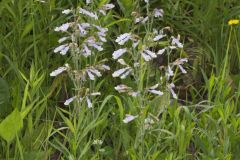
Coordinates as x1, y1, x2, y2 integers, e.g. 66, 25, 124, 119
79, 97, 84, 102
99, 35, 107, 42
145, 117, 154, 124
54, 44, 67, 53
157, 48, 166, 55
54, 23, 70, 32
102, 3, 115, 10
167, 66, 174, 77
87, 37, 96, 44
62, 9, 72, 15
144, 49, 157, 58
153, 8, 164, 18
58, 37, 68, 43
81, 23, 91, 29
86, 70, 95, 80
141, 52, 151, 61
87, 38, 104, 51
141, 49, 157, 61
115, 33, 131, 45
78, 24, 87, 35
173, 58, 188, 65
132, 40, 140, 48
169, 46, 177, 50
90, 92, 101, 96
101, 64, 110, 70
144, 0, 149, 4
150, 84, 159, 90
86, 0, 91, 4
96, 27, 107, 42
97, 31, 106, 37
93, 139, 103, 145
98, 32, 107, 42
114, 84, 132, 93
79, 8, 98, 20
112, 48, 127, 59
144, 117, 155, 129
123, 114, 138, 123
160, 76, 163, 81
117, 59, 127, 66
178, 64, 187, 74
170, 83, 175, 88
82, 44, 91, 57
120, 69, 132, 79
142, 16, 149, 24
94, 25, 108, 33
171, 36, 183, 48
135, 17, 144, 24
86, 96, 92, 108
168, 83, 178, 99
50, 67, 67, 77
134, 62, 140, 67
36, 0, 46, 3
148, 89, 164, 96
180, 58, 188, 63
112, 67, 130, 78
153, 28, 158, 34
153, 34, 165, 41
91, 43, 103, 51
64, 96, 76, 105
98, 9, 106, 15
59, 45, 70, 55
89, 68, 102, 77
173, 58, 188, 74
128, 91, 139, 97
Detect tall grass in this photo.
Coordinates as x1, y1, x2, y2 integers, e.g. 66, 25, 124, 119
163, 0, 240, 74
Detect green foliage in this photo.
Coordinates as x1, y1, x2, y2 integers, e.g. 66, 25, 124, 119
117, 0, 135, 16
0, 109, 23, 142
0, 77, 10, 118
163, 0, 240, 74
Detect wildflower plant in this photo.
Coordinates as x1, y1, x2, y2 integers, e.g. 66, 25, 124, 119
50, 2, 114, 109
49, 0, 187, 158
109, 2, 188, 158
112, 2, 188, 124
49, 2, 115, 158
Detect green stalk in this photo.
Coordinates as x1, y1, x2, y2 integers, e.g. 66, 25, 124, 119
221, 27, 232, 82
6, 142, 9, 160
31, 0, 38, 67
233, 29, 240, 70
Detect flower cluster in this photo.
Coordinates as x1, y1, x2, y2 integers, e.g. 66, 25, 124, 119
50, 2, 115, 108
50, 1, 188, 124
111, 7, 187, 123
113, 26, 186, 97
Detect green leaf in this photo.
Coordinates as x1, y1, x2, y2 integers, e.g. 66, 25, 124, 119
57, 109, 75, 134
117, 0, 134, 16
21, 22, 33, 40
23, 151, 48, 160
114, 96, 124, 121
0, 77, 10, 117
0, 77, 10, 105
105, 18, 132, 28
0, 109, 23, 142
